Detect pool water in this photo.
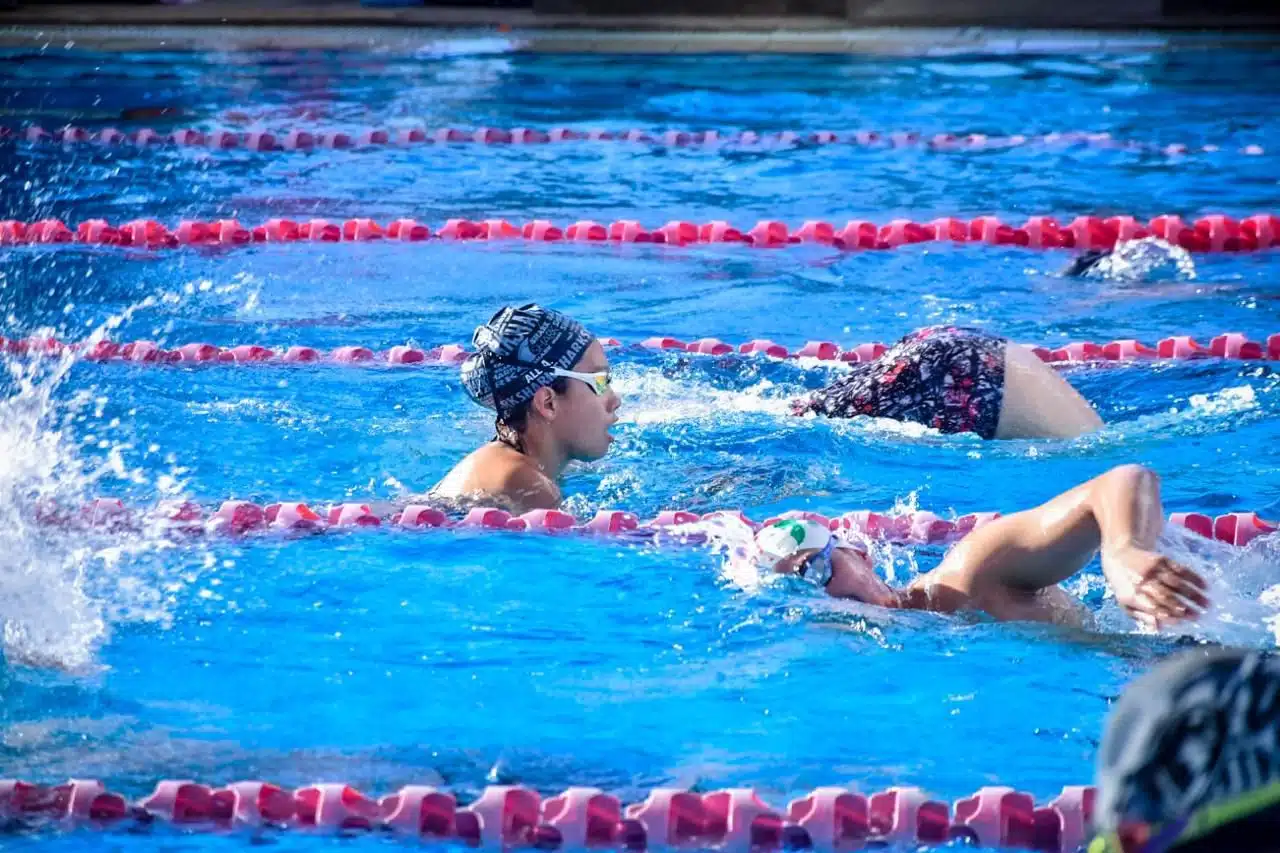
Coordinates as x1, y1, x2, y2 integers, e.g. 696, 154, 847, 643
1, 39, 1280, 851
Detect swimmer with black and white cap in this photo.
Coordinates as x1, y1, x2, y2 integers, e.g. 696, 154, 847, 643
433, 303, 623, 512
434, 306, 1206, 630
758, 464, 1207, 629
1091, 648, 1280, 852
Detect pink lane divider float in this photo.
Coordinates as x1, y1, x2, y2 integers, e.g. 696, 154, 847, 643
3, 338, 472, 367
1034, 786, 1095, 853
53, 498, 1279, 550
951, 787, 1038, 849
1169, 511, 1280, 547
868, 787, 951, 845
0, 779, 130, 822
8, 330, 1280, 371
786, 787, 869, 848
4, 214, 1279, 253
12, 123, 1268, 157
540, 787, 624, 847
0, 779, 1098, 851
379, 786, 456, 837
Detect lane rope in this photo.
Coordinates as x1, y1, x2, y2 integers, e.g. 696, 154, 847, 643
8, 123, 1267, 158
2, 214, 1277, 253
9, 331, 1280, 366
0, 778, 1098, 852
54, 499, 1279, 548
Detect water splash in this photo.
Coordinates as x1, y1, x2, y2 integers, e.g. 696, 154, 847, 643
1164, 529, 1280, 647
1078, 237, 1198, 282
613, 365, 793, 427
0, 349, 109, 669
0, 305, 210, 671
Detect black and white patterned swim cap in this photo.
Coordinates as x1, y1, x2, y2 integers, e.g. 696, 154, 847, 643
460, 304, 594, 422
1096, 649, 1280, 830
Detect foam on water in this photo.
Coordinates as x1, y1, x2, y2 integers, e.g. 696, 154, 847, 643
1079, 238, 1198, 283
613, 363, 965, 451
0, 350, 108, 670
0, 300, 211, 671
613, 365, 794, 426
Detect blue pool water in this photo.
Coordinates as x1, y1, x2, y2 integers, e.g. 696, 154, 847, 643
1, 37, 1280, 850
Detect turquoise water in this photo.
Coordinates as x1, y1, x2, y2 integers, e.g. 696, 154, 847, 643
1, 41, 1279, 850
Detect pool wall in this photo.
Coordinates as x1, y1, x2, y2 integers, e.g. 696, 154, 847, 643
3, 0, 1280, 31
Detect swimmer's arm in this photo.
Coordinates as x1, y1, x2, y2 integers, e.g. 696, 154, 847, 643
927, 465, 1208, 626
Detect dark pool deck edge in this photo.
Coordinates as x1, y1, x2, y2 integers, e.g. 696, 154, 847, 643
2, 20, 1280, 54
5, 2, 1280, 31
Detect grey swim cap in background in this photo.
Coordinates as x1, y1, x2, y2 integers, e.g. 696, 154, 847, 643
1095, 648, 1280, 830
460, 304, 594, 422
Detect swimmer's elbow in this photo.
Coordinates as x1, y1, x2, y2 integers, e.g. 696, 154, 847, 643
1098, 464, 1159, 500
1108, 463, 1157, 485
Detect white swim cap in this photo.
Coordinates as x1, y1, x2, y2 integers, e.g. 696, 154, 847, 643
755, 518, 832, 564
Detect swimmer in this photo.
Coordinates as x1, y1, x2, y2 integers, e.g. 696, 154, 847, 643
1064, 249, 1112, 277
1092, 648, 1280, 853
432, 303, 622, 513
792, 325, 1103, 439
1063, 238, 1197, 282
762, 464, 1208, 629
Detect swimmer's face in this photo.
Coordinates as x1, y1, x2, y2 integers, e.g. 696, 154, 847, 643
547, 341, 621, 461
775, 547, 898, 607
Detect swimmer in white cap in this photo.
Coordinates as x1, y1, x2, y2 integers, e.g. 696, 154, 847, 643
435, 308, 1204, 630
759, 465, 1208, 629
433, 303, 623, 512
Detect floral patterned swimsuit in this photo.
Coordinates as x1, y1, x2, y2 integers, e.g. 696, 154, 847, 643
793, 326, 1007, 439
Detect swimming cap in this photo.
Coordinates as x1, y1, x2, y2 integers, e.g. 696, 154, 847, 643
460, 304, 594, 422
756, 518, 833, 564
1095, 649, 1280, 832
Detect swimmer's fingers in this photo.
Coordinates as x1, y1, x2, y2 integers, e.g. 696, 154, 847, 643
1128, 589, 1194, 628
1158, 560, 1210, 610
1144, 557, 1210, 613
773, 549, 820, 576
1132, 562, 1209, 625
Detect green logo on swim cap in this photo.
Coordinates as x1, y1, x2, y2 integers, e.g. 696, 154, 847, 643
772, 519, 808, 546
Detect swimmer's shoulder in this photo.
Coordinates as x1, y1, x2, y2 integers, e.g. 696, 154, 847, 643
433, 442, 560, 512
906, 563, 1087, 627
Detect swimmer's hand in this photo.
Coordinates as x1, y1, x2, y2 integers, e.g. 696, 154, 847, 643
773, 548, 897, 606
1101, 544, 1209, 628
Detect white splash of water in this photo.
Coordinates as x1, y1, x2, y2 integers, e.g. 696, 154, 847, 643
0, 350, 109, 669
413, 38, 522, 59
612, 365, 793, 427
1159, 528, 1280, 647
612, 363, 959, 451
1017, 385, 1264, 460
1081, 237, 1198, 282
0, 303, 210, 671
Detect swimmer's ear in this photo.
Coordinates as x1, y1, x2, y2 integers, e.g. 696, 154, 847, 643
530, 385, 560, 421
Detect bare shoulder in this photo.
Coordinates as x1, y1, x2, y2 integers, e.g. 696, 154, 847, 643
910, 538, 1087, 626
498, 460, 561, 510
433, 443, 560, 511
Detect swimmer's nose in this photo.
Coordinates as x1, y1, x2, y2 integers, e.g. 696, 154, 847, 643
606, 388, 622, 412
